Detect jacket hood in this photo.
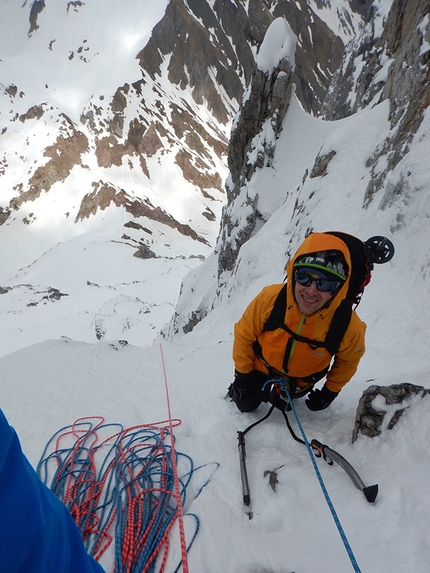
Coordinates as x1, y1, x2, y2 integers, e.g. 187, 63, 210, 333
286, 232, 352, 317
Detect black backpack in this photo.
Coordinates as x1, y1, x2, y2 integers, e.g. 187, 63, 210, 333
263, 232, 395, 356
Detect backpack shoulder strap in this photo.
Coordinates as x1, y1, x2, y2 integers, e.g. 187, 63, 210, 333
262, 283, 351, 356
324, 299, 352, 355
263, 283, 288, 331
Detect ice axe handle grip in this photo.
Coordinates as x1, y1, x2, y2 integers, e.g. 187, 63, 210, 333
311, 439, 333, 465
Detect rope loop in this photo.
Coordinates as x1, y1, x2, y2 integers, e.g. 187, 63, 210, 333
37, 417, 218, 573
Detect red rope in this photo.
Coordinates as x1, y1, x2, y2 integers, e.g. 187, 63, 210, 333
54, 416, 105, 541
42, 413, 188, 571
159, 343, 190, 573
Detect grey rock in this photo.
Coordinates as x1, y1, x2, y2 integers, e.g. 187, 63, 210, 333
133, 244, 157, 260
352, 383, 430, 442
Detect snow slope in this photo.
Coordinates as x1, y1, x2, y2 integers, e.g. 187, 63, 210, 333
1, 95, 430, 573
1, 3, 430, 573
1, 295, 430, 573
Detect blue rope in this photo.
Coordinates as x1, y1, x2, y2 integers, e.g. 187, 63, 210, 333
37, 419, 218, 573
274, 380, 362, 573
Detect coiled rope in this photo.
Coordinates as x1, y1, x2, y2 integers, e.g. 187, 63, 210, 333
37, 417, 218, 573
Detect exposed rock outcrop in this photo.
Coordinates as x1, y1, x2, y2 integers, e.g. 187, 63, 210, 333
28, 0, 46, 35
216, 58, 293, 276
0, 284, 68, 306
75, 181, 210, 245
8, 118, 88, 213
364, 0, 430, 206
133, 244, 157, 260
215, 0, 345, 279
272, 0, 344, 115
352, 383, 430, 442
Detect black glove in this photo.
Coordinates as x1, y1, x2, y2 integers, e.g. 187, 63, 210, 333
268, 382, 291, 411
227, 371, 262, 413
305, 385, 339, 411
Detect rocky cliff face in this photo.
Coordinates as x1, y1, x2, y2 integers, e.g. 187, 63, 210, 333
217, 0, 430, 279
166, 0, 430, 337
0, 0, 350, 269
217, 0, 345, 279
322, 0, 430, 207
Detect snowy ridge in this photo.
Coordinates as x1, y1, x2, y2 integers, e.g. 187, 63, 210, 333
0, 1, 170, 119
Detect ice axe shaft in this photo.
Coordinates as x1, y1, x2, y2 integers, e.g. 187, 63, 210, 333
237, 431, 252, 518
236, 405, 276, 519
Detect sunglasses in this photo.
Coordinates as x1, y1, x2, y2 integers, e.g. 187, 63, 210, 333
294, 269, 341, 293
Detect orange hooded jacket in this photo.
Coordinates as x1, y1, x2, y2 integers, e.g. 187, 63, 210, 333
233, 233, 366, 394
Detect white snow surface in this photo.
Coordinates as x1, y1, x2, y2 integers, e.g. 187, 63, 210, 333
1, 2, 430, 573
256, 18, 297, 72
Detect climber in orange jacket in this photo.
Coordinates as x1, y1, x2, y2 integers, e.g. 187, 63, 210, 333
228, 232, 366, 412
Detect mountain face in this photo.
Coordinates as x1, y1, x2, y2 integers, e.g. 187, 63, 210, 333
322, 0, 430, 205
4, 0, 428, 353
167, 0, 430, 338
0, 0, 364, 350
0, 0, 354, 268
0, 0, 229, 269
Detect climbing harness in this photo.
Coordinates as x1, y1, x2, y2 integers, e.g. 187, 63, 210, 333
236, 379, 378, 572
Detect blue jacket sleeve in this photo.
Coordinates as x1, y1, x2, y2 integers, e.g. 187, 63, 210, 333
0, 409, 105, 573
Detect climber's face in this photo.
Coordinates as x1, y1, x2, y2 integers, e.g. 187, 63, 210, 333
294, 272, 333, 315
